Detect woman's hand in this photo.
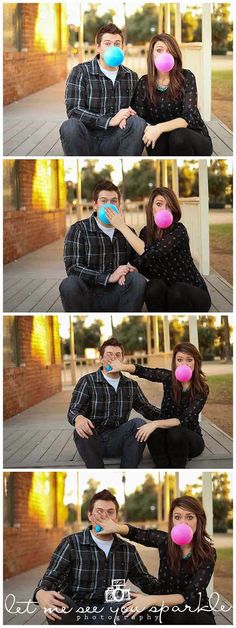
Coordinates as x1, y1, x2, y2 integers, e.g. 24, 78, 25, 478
92, 515, 121, 535
122, 593, 153, 619
105, 207, 126, 230
106, 358, 125, 373
143, 124, 164, 149
135, 421, 159, 442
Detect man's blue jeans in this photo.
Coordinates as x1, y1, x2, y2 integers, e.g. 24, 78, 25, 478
59, 115, 146, 156
74, 418, 147, 468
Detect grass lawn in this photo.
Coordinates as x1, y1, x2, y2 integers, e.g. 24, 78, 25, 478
212, 69, 233, 129
214, 547, 233, 602
205, 373, 232, 436
209, 224, 233, 285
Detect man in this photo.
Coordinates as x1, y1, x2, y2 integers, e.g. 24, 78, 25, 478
59, 180, 147, 312
60, 23, 146, 156
68, 338, 160, 468
34, 490, 159, 625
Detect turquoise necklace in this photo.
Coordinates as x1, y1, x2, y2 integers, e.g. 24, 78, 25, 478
181, 550, 192, 560
157, 83, 169, 92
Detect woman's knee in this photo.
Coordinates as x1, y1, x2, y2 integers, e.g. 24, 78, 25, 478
169, 129, 191, 152
166, 426, 185, 445
167, 284, 188, 308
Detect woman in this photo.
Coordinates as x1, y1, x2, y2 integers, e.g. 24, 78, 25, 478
131, 33, 213, 156
105, 187, 212, 312
94, 495, 216, 625
107, 342, 208, 468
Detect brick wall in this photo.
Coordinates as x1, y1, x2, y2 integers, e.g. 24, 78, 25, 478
4, 160, 66, 263
4, 316, 62, 420
3, 4, 68, 104
4, 472, 68, 578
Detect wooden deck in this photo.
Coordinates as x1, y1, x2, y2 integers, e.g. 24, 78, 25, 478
3, 243, 233, 313
3, 389, 232, 469
3, 117, 233, 157
3, 562, 233, 625
3, 76, 233, 156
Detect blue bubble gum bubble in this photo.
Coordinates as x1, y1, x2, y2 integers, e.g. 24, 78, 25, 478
95, 524, 103, 532
97, 203, 119, 225
103, 46, 124, 67
106, 364, 113, 372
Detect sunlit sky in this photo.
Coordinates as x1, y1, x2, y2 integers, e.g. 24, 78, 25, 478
64, 158, 233, 185
64, 470, 233, 505
66, 2, 233, 26
58, 314, 233, 341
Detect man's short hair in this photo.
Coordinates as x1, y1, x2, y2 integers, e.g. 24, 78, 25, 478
100, 337, 125, 358
96, 23, 124, 46
88, 489, 119, 514
93, 180, 121, 204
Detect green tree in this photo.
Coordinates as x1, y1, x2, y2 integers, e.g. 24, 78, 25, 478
84, 5, 116, 44
113, 317, 147, 353
63, 319, 103, 356
126, 4, 159, 44
178, 162, 199, 197
208, 160, 231, 207
212, 4, 232, 54
120, 161, 156, 200
81, 161, 115, 201
212, 473, 232, 532
181, 10, 201, 43
124, 475, 157, 520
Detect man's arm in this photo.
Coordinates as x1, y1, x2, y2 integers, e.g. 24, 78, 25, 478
132, 382, 161, 421
32, 538, 71, 602
65, 66, 112, 129
128, 546, 161, 595
68, 377, 91, 426
64, 224, 111, 287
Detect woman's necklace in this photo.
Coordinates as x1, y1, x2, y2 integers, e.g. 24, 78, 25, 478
181, 550, 192, 560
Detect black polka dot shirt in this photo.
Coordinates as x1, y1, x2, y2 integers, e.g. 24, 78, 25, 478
134, 364, 209, 437
134, 222, 209, 293
131, 69, 210, 137
126, 526, 216, 612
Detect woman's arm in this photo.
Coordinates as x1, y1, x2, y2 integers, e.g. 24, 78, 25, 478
105, 207, 145, 255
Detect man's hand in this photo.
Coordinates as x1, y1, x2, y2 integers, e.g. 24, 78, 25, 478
36, 590, 69, 621
108, 264, 131, 284
75, 415, 95, 439
109, 107, 136, 127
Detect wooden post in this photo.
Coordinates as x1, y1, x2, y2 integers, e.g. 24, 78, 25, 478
77, 472, 82, 528
78, 1, 84, 63
199, 159, 210, 274
164, 3, 171, 34
70, 317, 77, 385
202, 3, 212, 120
163, 316, 170, 352
153, 316, 160, 353
174, 3, 181, 42
158, 4, 163, 33
174, 473, 180, 498
164, 473, 170, 521
188, 316, 199, 349
171, 160, 179, 197
157, 473, 163, 522
162, 160, 168, 186
77, 160, 83, 220
202, 473, 213, 595
155, 161, 161, 187
146, 316, 152, 356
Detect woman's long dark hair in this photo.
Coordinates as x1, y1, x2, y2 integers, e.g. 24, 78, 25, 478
145, 187, 181, 246
167, 496, 216, 575
147, 33, 185, 103
171, 342, 209, 404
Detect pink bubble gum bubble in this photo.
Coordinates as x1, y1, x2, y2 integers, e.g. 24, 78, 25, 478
175, 364, 192, 383
171, 523, 193, 546
154, 209, 173, 229
155, 52, 175, 72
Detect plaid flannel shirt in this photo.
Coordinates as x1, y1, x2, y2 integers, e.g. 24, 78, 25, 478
64, 213, 137, 286
33, 527, 160, 602
68, 367, 160, 428
65, 56, 138, 129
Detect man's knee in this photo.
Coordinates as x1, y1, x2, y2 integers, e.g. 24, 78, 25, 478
130, 417, 146, 431
59, 117, 86, 139
59, 275, 78, 298
126, 114, 146, 134
126, 271, 146, 291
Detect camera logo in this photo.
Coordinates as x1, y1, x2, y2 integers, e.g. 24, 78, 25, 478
105, 579, 131, 603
